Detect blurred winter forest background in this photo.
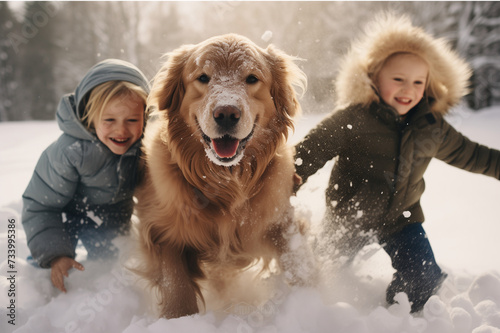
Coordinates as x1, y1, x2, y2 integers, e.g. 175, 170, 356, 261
1, 1, 499, 121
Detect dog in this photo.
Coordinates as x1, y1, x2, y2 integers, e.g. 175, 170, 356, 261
134, 34, 313, 319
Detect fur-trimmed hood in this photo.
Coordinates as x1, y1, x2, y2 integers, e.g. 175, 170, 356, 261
335, 13, 472, 114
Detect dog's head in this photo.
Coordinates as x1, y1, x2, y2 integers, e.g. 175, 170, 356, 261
149, 34, 306, 167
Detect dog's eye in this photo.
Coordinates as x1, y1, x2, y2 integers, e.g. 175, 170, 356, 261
197, 74, 210, 84
246, 75, 259, 84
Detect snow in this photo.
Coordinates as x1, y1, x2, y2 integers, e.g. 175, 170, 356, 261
1, 106, 500, 333
261, 31, 273, 43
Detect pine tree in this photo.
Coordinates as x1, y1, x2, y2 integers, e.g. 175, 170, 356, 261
456, 2, 500, 110
16, 1, 58, 120
138, 2, 188, 79
0, 3, 18, 121
53, 1, 101, 99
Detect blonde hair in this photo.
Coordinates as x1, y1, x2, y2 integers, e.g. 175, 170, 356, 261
82, 81, 148, 128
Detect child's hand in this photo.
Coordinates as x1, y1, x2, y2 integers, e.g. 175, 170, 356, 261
50, 256, 85, 293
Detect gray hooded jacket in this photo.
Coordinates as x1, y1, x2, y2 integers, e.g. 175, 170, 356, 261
22, 59, 150, 268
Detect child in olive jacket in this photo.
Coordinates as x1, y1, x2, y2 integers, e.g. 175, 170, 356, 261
22, 59, 150, 292
294, 14, 500, 312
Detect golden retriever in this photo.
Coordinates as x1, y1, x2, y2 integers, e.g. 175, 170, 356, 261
134, 33, 312, 319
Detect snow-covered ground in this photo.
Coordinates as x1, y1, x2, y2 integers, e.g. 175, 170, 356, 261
1, 105, 500, 333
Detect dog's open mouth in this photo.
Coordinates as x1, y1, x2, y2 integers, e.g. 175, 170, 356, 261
201, 130, 253, 165
212, 135, 240, 158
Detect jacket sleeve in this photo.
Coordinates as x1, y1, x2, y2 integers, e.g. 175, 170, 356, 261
294, 111, 345, 185
435, 119, 500, 180
22, 137, 81, 268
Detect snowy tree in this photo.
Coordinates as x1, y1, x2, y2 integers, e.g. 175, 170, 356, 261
0, 3, 18, 121
15, 1, 58, 120
137, 2, 192, 79
455, 2, 500, 110
52, 2, 101, 100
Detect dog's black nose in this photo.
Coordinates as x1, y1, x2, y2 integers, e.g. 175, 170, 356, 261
213, 105, 241, 130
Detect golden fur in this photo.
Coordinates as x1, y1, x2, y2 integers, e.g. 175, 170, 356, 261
335, 12, 471, 114
134, 34, 311, 318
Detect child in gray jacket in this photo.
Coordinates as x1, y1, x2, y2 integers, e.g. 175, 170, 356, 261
22, 59, 150, 292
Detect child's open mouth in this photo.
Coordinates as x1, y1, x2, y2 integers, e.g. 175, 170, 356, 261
110, 137, 130, 146
395, 97, 412, 105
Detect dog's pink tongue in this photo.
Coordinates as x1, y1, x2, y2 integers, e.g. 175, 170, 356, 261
212, 137, 239, 158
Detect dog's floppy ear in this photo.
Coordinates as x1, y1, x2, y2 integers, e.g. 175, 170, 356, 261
265, 45, 307, 128
149, 45, 193, 114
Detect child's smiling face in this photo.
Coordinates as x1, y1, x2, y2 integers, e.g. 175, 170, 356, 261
376, 53, 429, 116
94, 93, 144, 155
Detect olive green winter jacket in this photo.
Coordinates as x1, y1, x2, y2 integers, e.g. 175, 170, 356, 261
295, 99, 500, 238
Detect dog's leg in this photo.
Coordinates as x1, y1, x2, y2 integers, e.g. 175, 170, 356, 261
268, 216, 318, 287
156, 244, 200, 318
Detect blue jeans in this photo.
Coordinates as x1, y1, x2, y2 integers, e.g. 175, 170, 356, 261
322, 209, 446, 313
382, 223, 447, 312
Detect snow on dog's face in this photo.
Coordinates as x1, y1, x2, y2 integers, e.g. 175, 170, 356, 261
185, 38, 273, 166
148, 34, 304, 167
